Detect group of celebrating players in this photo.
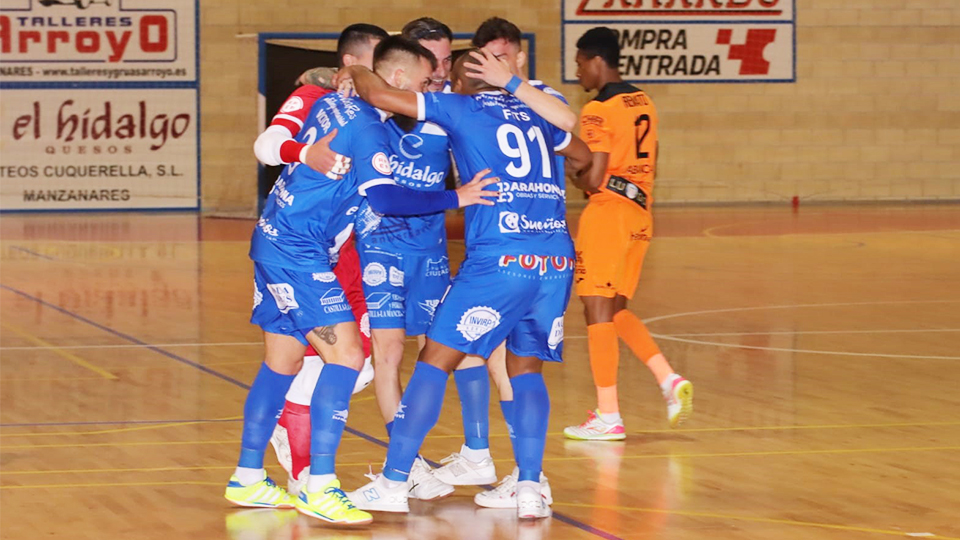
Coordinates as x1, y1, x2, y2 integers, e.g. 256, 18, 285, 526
224, 15, 694, 527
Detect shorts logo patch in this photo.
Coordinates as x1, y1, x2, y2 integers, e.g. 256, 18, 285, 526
389, 266, 404, 287
363, 262, 387, 286
266, 283, 298, 314
253, 281, 263, 309
320, 287, 345, 306
457, 306, 501, 342
426, 256, 449, 276
498, 211, 521, 233
280, 96, 304, 113
419, 299, 440, 318
372, 152, 392, 176
548, 316, 565, 350
312, 272, 337, 283
366, 292, 391, 310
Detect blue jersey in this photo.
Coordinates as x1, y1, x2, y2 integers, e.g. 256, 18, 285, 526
417, 91, 574, 258
355, 119, 451, 253
529, 81, 569, 184
250, 93, 396, 272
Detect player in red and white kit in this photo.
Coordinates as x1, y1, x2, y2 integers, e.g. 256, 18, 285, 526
251, 24, 390, 496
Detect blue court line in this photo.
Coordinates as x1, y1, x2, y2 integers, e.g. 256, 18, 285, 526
8, 246, 57, 261
0, 418, 242, 428
0, 282, 625, 540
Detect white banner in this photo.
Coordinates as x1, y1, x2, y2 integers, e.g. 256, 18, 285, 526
0, 0, 196, 83
0, 88, 198, 210
563, 23, 794, 82
562, 0, 795, 83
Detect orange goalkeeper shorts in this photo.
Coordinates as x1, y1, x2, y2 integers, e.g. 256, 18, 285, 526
574, 197, 652, 299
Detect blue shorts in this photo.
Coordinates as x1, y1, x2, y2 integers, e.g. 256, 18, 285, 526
426, 253, 575, 362
358, 246, 451, 336
251, 262, 355, 345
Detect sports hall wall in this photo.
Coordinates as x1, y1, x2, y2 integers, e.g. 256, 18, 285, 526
200, 0, 960, 215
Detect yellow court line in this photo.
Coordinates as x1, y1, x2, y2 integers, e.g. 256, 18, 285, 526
551, 502, 960, 540
2, 459, 385, 476
0, 323, 118, 380
0, 481, 223, 490
0, 376, 110, 382
0, 417, 243, 438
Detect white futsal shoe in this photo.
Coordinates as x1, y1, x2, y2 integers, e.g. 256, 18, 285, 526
516, 483, 552, 519
408, 457, 455, 501
347, 472, 409, 513
432, 446, 498, 485
663, 374, 693, 428
267, 424, 307, 496
474, 467, 553, 509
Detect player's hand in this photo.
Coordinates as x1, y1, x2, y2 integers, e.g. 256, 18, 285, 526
455, 168, 500, 208
296, 67, 338, 90
304, 129, 352, 180
331, 67, 360, 97
464, 49, 514, 89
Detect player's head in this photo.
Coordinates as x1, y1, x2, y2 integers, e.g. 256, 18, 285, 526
337, 23, 389, 69
373, 35, 437, 93
450, 49, 496, 95
472, 17, 525, 77
402, 17, 453, 92
575, 27, 620, 91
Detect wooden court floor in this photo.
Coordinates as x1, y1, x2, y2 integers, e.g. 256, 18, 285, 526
1, 204, 959, 540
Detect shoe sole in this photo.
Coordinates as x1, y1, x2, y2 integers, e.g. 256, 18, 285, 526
225, 497, 295, 509
563, 430, 626, 441
518, 508, 552, 519
475, 492, 553, 509
669, 380, 694, 428
410, 486, 456, 501
295, 505, 373, 526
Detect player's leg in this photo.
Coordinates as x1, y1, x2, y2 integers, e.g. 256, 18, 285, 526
271, 237, 373, 495
226, 263, 309, 508
565, 201, 628, 440
506, 353, 552, 519
371, 327, 407, 431
611, 208, 692, 427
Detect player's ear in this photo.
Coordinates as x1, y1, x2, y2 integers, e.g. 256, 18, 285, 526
389, 68, 405, 88
343, 54, 358, 67
516, 50, 527, 72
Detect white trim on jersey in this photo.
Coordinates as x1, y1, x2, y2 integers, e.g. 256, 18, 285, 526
274, 113, 304, 128
358, 178, 398, 196
254, 125, 295, 166
555, 132, 573, 152
416, 92, 427, 122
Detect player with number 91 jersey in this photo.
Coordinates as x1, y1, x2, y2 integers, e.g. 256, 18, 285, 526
416, 91, 574, 259
414, 90, 575, 362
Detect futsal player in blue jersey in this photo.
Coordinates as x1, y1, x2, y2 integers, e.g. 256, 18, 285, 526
337, 51, 593, 519
224, 37, 499, 526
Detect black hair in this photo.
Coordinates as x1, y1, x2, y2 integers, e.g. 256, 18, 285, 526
336, 23, 389, 67
373, 35, 439, 73
575, 26, 620, 68
401, 17, 453, 42
471, 17, 521, 47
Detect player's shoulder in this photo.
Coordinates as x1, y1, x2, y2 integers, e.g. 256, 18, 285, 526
592, 82, 645, 104
528, 80, 569, 104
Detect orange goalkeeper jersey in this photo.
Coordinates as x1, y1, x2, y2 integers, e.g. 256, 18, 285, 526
579, 82, 659, 204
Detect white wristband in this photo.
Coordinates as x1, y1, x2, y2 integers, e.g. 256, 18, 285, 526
298, 145, 309, 164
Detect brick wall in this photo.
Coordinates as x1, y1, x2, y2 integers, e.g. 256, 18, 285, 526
200, 0, 960, 214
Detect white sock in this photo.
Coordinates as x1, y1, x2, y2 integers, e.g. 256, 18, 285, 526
517, 480, 540, 495
597, 411, 622, 424
460, 444, 491, 463
306, 473, 337, 493
381, 475, 405, 490
660, 373, 681, 395
234, 467, 265, 486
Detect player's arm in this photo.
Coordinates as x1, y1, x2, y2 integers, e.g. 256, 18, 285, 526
576, 103, 614, 193
296, 67, 339, 88
464, 50, 577, 132
334, 66, 420, 119
365, 169, 500, 214
253, 85, 351, 179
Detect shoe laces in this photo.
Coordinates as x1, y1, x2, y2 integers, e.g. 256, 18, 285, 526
439, 453, 462, 465
491, 474, 516, 495
577, 410, 600, 428
262, 477, 277, 488
323, 485, 358, 510
363, 465, 377, 483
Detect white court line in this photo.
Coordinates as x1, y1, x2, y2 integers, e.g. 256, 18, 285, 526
670, 328, 960, 337
643, 300, 960, 361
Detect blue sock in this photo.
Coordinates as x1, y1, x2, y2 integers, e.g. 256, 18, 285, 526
383, 362, 449, 482
238, 363, 296, 469
309, 364, 359, 476
385, 421, 394, 438
511, 373, 550, 483
499, 400, 518, 463
454, 365, 490, 450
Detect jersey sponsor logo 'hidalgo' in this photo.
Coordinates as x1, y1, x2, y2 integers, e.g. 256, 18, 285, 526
457, 306, 501, 342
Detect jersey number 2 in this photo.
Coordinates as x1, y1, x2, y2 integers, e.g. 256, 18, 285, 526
497, 124, 552, 179
634, 114, 651, 160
